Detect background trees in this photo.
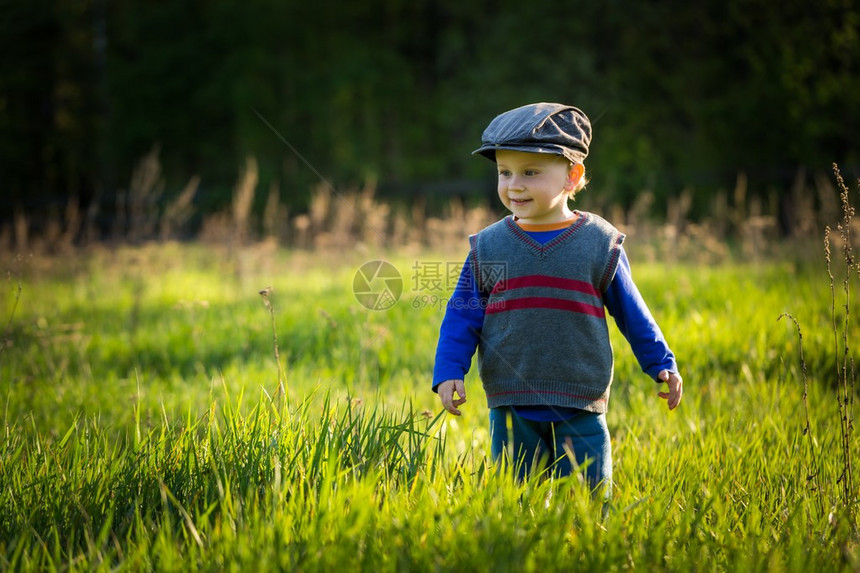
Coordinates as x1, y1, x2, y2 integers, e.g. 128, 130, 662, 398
2, 0, 858, 231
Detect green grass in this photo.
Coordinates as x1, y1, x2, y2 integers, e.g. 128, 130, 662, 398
1, 242, 858, 571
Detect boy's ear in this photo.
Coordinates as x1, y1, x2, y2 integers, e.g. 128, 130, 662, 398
565, 163, 585, 190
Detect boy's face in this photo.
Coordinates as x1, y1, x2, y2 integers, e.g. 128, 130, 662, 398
495, 150, 578, 225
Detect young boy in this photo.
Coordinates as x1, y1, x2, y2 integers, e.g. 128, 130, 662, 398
432, 102, 683, 492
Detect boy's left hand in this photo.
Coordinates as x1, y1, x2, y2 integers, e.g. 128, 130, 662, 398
657, 370, 683, 410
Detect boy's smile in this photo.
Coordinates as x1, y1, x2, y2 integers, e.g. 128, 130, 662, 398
495, 150, 583, 225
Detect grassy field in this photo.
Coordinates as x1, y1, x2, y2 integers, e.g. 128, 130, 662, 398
1, 239, 858, 571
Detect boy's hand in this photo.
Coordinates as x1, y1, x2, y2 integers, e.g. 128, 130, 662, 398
437, 379, 467, 416
657, 370, 683, 410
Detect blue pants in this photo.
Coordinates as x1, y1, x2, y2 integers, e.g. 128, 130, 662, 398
489, 406, 612, 495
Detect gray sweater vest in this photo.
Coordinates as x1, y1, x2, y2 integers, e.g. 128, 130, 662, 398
469, 213, 625, 414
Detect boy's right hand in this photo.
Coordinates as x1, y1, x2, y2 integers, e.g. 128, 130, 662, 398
437, 379, 467, 416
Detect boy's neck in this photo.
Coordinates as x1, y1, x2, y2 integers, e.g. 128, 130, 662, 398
514, 212, 579, 232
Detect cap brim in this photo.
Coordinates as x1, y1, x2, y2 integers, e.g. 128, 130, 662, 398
471, 143, 579, 163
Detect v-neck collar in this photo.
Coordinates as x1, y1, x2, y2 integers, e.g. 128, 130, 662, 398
503, 212, 588, 258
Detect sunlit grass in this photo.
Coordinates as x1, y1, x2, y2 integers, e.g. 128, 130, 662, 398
0, 243, 858, 571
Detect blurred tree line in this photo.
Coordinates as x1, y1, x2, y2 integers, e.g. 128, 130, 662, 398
1, 0, 858, 234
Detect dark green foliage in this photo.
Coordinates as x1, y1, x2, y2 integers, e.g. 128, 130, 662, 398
1, 0, 859, 227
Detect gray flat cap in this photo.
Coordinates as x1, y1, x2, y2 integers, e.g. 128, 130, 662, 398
472, 102, 592, 164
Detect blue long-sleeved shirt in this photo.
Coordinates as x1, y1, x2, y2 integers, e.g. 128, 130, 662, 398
432, 223, 677, 420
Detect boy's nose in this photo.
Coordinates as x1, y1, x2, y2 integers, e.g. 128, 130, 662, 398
508, 175, 525, 190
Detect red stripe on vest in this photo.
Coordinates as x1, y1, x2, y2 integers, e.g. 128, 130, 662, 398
491, 274, 600, 297
485, 296, 605, 318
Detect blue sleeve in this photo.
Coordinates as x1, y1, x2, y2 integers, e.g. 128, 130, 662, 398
432, 257, 486, 391
604, 249, 678, 380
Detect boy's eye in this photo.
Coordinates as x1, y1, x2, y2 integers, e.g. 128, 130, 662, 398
524, 169, 538, 176
498, 170, 511, 177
